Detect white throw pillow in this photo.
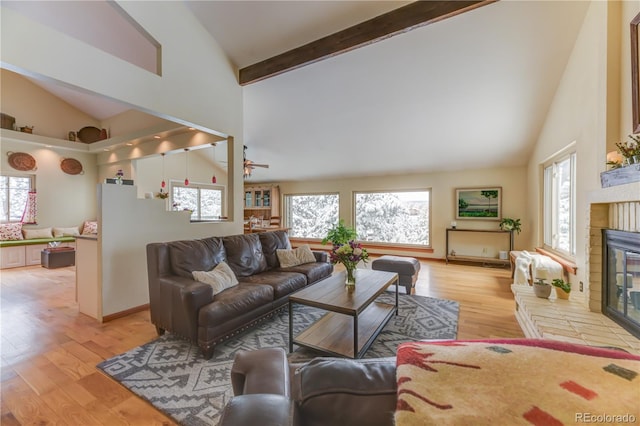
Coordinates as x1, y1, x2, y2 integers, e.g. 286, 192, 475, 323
22, 227, 53, 239
53, 226, 80, 237
277, 245, 317, 268
192, 261, 239, 295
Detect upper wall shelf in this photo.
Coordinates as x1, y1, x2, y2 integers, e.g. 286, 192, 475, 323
1, 122, 197, 154
1, 128, 92, 152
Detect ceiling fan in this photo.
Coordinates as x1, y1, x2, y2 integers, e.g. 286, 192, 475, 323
243, 145, 269, 178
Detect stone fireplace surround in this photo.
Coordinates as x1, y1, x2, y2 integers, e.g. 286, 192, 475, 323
512, 182, 640, 355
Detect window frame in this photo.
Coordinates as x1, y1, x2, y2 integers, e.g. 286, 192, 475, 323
170, 180, 226, 221
542, 150, 577, 258
0, 173, 36, 223
353, 188, 432, 248
283, 192, 340, 240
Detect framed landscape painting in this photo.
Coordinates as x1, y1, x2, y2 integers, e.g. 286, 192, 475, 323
455, 187, 502, 220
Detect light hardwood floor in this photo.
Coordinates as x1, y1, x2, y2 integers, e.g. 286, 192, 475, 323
0, 260, 523, 425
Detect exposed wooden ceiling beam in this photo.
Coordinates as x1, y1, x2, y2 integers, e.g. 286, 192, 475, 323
239, 0, 497, 85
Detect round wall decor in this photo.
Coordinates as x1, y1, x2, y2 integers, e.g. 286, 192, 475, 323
60, 158, 84, 175
7, 151, 37, 171
77, 126, 102, 143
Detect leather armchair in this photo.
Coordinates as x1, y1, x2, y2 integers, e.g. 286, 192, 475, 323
219, 348, 397, 426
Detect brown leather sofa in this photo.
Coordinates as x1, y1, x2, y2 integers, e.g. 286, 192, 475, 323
146, 231, 333, 359
220, 347, 397, 426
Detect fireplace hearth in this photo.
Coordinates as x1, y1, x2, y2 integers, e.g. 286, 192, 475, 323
602, 229, 640, 338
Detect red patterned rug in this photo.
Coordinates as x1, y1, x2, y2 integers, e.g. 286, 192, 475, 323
396, 339, 640, 426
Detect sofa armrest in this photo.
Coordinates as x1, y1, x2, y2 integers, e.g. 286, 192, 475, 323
231, 347, 290, 396
152, 276, 213, 341
219, 395, 299, 426
313, 251, 329, 263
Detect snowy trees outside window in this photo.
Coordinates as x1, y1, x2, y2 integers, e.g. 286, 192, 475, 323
355, 191, 430, 246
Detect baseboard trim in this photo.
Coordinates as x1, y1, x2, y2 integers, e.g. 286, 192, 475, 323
103, 304, 149, 322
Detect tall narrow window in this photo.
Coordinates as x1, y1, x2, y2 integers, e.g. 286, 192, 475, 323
354, 190, 431, 247
283, 194, 339, 239
543, 152, 576, 257
0, 174, 35, 223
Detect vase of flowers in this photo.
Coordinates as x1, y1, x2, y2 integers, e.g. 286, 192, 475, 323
323, 220, 368, 287
330, 241, 369, 286
115, 169, 124, 185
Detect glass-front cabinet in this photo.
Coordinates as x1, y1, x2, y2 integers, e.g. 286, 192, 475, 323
245, 187, 271, 208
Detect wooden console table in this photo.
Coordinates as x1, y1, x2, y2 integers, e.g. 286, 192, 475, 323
445, 228, 513, 266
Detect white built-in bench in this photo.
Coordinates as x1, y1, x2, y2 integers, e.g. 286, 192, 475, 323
0, 237, 76, 269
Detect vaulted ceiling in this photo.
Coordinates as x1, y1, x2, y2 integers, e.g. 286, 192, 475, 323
3, 1, 591, 182
190, 0, 590, 182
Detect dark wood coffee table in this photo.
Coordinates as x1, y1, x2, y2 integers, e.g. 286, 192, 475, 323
288, 269, 398, 359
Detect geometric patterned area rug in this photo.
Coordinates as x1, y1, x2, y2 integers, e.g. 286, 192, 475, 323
97, 293, 458, 426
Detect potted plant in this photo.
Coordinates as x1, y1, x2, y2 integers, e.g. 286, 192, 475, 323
533, 278, 552, 299
322, 219, 357, 245
615, 134, 640, 165
499, 217, 522, 234
322, 220, 367, 287
551, 278, 571, 300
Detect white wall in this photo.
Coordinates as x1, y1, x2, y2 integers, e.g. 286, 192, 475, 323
525, 1, 639, 305
276, 165, 528, 259
1, 71, 100, 228
1, 140, 98, 230
0, 69, 102, 139
98, 184, 232, 316
527, 0, 606, 301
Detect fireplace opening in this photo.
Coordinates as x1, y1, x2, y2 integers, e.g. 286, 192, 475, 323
602, 229, 640, 338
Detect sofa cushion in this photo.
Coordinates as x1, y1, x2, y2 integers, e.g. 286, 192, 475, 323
239, 271, 307, 299
200, 284, 274, 324
168, 237, 226, 279
193, 261, 239, 295
223, 234, 267, 277
22, 227, 53, 239
280, 262, 333, 285
0, 223, 23, 241
293, 357, 397, 426
258, 230, 291, 268
53, 226, 80, 237
276, 245, 316, 268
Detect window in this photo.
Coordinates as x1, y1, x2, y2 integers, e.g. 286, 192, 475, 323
283, 194, 339, 239
171, 181, 224, 220
543, 152, 576, 257
354, 190, 430, 246
0, 174, 35, 223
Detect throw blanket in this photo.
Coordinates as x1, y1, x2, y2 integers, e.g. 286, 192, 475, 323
514, 251, 563, 285
396, 339, 640, 426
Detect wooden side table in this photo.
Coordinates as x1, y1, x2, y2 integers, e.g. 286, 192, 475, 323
41, 247, 75, 269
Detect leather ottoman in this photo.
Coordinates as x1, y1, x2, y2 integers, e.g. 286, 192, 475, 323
371, 255, 420, 294
41, 247, 75, 269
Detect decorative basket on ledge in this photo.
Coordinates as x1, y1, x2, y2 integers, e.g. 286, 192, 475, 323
1, 113, 15, 130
